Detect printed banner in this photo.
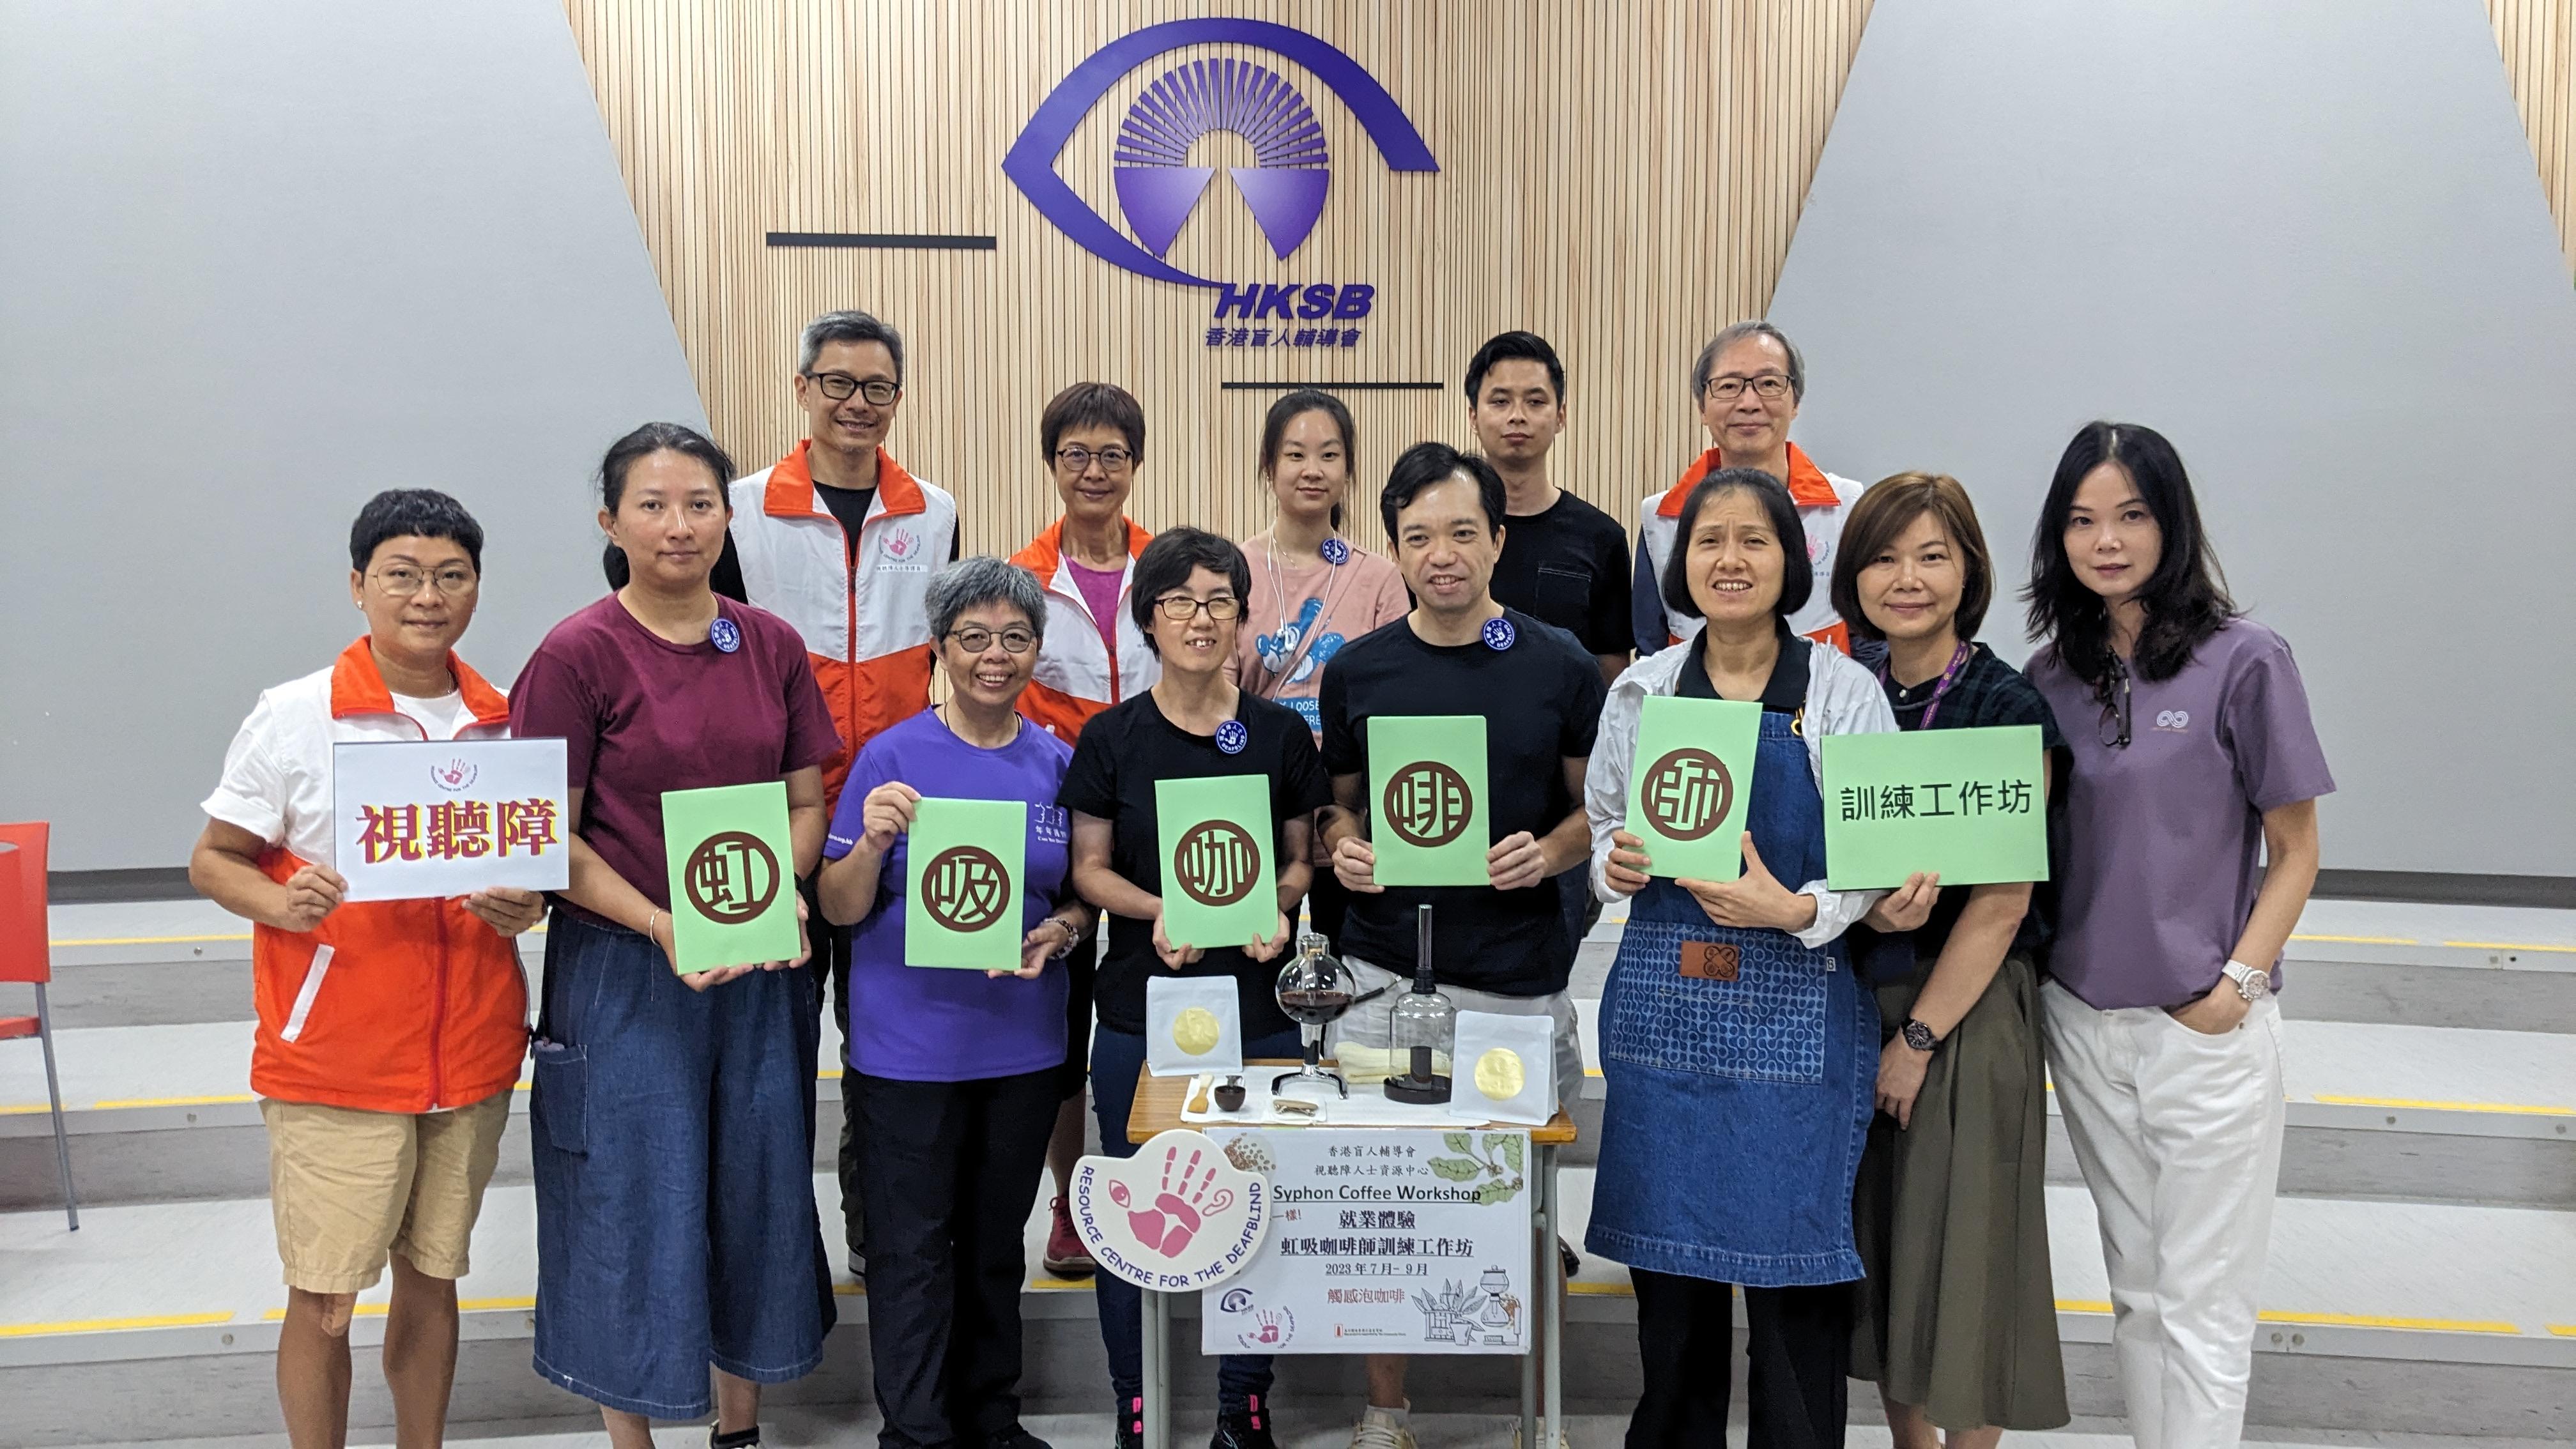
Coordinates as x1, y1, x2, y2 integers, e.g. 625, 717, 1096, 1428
1155, 775, 1278, 949
661, 781, 800, 973
1821, 724, 2049, 889
1366, 716, 1488, 887
1625, 695, 1761, 882
330, 739, 569, 902
904, 797, 1027, 970
1200, 1126, 1533, 1355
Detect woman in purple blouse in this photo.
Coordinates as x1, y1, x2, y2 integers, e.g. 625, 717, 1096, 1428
2023, 422, 2333, 1449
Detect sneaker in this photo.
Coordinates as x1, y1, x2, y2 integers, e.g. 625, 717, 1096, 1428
1557, 1236, 1581, 1278
1210, 1392, 1277, 1449
1044, 1195, 1096, 1276
709, 1428, 760, 1449
980, 1430, 1054, 1449
1112, 1394, 1144, 1449
1347, 1406, 1415, 1449
1508, 1429, 1570, 1449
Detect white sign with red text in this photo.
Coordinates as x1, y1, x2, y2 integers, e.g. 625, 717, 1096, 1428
330, 739, 569, 901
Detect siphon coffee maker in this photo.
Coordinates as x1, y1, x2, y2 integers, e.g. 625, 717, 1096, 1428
1384, 903, 1455, 1103
1273, 932, 1354, 1098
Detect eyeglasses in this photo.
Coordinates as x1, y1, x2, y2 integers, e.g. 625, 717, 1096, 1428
806, 372, 901, 405
1154, 594, 1242, 622
947, 626, 1036, 655
1054, 445, 1133, 473
370, 565, 478, 597
1703, 373, 1793, 402
2096, 657, 2133, 749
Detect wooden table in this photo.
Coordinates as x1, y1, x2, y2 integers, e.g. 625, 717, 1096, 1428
1123, 1060, 1575, 1449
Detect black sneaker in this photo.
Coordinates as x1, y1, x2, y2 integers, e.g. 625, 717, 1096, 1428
1112, 1394, 1144, 1449
1210, 1392, 1278, 1449
710, 1428, 760, 1449
979, 1430, 1054, 1449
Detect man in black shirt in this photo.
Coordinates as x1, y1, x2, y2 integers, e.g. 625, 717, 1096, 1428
1316, 441, 1604, 1446
1466, 330, 1632, 686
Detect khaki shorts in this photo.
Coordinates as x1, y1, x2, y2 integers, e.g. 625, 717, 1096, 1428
260, 1092, 511, 1294
1329, 956, 1586, 1109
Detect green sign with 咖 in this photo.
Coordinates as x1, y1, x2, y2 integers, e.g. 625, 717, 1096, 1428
1156, 775, 1278, 951
1821, 725, 2050, 890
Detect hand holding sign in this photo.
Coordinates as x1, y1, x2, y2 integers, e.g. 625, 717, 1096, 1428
1678, 834, 1817, 933
905, 798, 1027, 970
1366, 716, 1489, 887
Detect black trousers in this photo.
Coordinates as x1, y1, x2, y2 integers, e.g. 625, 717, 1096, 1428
806, 873, 864, 1259
1628, 1268, 1850, 1449
852, 1066, 1060, 1448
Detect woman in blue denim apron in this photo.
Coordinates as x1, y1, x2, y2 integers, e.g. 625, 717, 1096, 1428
509, 425, 841, 1449
1583, 468, 1899, 1448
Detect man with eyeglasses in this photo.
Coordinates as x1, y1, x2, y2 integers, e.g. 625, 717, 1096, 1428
190, 490, 543, 1449
1632, 320, 1863, 657
730, 309, 960, 1282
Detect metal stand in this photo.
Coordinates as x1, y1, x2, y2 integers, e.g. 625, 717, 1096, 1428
1142, 1285, 1171, 1449
1518, 1142, 1560, 1447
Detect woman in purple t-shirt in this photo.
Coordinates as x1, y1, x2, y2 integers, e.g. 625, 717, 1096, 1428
814, 556, 1092, 1449
510, 424, 842, 1446
2023, 422, 2333, 1449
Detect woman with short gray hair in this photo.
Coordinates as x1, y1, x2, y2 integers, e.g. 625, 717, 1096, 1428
814, 555, 1091, 1449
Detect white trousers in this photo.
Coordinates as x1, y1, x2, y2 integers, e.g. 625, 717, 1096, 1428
2041, 979, 2287, 1449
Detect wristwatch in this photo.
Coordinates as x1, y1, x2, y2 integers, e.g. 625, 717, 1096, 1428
1900, 1018, 1940, 1054
2220, 960, 2273, 1003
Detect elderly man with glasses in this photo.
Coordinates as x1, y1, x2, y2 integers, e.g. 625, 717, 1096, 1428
1632, 320, 1866, 657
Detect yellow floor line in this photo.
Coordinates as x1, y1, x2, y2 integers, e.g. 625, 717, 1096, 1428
832, 1282, 867, 1297
1566, 1281, 1633, 1296
461, 1296, 535, 1312
2549, 1324, 2576, 1338
0, 1311, 234, 1336
87, 1094, 257, 1110
2444, 940, 2576, 954
2257, 1310, 2520, 1334
2311, 1094, 2575, 1117
1030, 1276, 1097, 1291
2290, 933, 2416, 945
50, 933, 250, 947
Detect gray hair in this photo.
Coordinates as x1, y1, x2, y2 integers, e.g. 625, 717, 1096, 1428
1689, 319, 1805, 403
924, 555, 1045, 646
799, 309, 905, 382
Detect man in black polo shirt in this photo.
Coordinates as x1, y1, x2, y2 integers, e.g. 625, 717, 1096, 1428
1316, 441, 1604, 1449
1466, 330, 1632, 687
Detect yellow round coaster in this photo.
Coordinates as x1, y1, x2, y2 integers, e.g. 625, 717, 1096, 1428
1172, 1006, 1223, 1056
1474, 1046, 1525, 1101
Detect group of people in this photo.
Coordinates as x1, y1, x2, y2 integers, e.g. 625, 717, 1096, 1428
191, 309, 2330, 1449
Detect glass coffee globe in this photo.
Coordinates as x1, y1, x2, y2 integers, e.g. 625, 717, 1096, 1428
1273, 933, 1354, 1098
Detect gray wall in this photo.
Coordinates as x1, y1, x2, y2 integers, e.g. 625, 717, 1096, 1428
1767, 0, 2576, 877
0, 1, 707, 871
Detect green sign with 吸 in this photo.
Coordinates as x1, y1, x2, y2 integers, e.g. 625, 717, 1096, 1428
1156, 775, 1276, 950
1821, 724, 2050, 890
1367, 715, 1489, 887
905, 797, 1027, 970
662, 781, 801, 974
1625, 695, 1763, 882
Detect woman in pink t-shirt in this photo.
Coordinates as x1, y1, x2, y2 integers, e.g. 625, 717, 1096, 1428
1229, 389, 1410, 947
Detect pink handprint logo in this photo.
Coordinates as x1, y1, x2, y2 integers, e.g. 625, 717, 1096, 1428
1107, 1141, 1237, 1257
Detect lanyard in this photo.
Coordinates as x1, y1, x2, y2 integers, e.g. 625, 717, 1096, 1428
1878, 641, 1972, 729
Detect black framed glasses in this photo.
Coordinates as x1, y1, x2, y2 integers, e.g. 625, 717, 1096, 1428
947, 626, 1036, 655
1054, 445, 1133, 473
1703, 372, 1793, 402
2096, 657, 2133, 749
369, 565, 478, 597
1154, 594, 1242, 622
807, 372, 900, 405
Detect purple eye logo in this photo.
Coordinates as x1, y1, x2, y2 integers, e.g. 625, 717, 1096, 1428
1003, 19, 1438, 289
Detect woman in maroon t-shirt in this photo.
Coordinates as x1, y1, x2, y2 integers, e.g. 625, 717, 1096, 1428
510, 423, 842, 1446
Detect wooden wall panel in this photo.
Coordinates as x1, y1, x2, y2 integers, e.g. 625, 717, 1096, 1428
562, 1, 2576, 561
559, 0, 1874, 558
2492, 0, 2576, 273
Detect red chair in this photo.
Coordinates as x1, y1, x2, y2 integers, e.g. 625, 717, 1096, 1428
1, 822, 78, 1229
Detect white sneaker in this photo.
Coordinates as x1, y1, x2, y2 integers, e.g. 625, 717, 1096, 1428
1347, 1407, 1416, 1449
1508, 1429, 1570, 1449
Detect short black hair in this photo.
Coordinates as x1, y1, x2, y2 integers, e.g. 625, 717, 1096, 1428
1464, 330, 1565, 404
1041, 381, 1147, 466
1660, 467, 1813, 622
1130, 527, 1250, 654
799, 309, 904, 383
350, 489, 484, 574
1379, 441, 1506, 540
600, 421, 735, 513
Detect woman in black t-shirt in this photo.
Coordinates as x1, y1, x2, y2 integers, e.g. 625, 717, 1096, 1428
1832, 473, 2072, 1444
1059, 528, 1330, 1448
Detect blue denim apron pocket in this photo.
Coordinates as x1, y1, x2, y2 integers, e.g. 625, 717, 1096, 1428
1604, 917, 1830, 1084
530, 1038, 588, 1155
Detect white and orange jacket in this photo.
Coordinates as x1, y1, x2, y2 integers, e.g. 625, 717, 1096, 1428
1630, 441, 1862, 657
730, 440, 958, 804
1008, 517, 1158, 744
201, 639, 529, 1115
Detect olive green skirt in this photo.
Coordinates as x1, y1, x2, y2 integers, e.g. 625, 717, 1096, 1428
1850, 952, 2069, 1432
